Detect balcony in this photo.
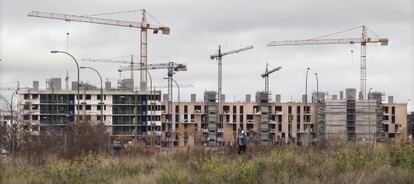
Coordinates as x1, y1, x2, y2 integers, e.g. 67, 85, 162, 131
247, 119, 254, 124
275, 111, 283, 115
194, 110, 203, 114
269, 120, 276, 124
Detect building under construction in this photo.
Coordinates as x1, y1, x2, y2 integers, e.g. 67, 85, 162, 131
15, 78, 407, 149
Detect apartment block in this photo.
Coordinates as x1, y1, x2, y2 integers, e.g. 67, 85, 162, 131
16, 79, 408, 147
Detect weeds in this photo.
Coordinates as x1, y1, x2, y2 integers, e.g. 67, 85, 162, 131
1, 143, 414, 184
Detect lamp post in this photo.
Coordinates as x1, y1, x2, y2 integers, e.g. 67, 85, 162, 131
368, 87, 373, 143
304, 67, 310, 133
10, 88, 18, 164
314, 73, 319, 103
51, 50, 80, 122
80, 66, 103, 124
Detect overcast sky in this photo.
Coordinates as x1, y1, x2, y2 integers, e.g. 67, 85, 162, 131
0, 0, 413, 111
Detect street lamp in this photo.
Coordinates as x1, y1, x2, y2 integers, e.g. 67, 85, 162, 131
304, 67, 310, 134
80, 66, 103, 124
10, 88, 18, 164
368, 87, 373, 143
314, 73, 319, 103
51, 50, 80, 122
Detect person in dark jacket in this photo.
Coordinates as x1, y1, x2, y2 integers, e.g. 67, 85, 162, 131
238, 130, 247, 154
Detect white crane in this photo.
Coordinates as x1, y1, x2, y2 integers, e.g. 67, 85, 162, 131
210, 45, 254, 103
261, 64, 282, 95
268, 25, 388, 99
82, 55, 138, 80
28, 10, 170, 92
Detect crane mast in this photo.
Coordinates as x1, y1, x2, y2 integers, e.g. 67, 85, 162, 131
210, 45, 254, 103
261, 64, 282, 94
268, 25, 388, 99
28, 10, 170, 92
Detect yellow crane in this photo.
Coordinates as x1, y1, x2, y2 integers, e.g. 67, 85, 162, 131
28, 9, 170, 92
268, 25, 388, 99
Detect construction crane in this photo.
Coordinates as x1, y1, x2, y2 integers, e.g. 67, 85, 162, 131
261, 63, 282, 95
28, 9, 170, 92
119, 62, 187, 146
82, 55, 139, 80
268, 25, 388, 99
210, 45, 254, 103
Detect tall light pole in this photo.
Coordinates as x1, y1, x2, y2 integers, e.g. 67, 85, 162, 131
10, 88, 18, 164
304, 67, 310, 133
51, 50, 80, 122
80, 66, 103, 124
314, 73, 319, 103
368, 87, 373, 143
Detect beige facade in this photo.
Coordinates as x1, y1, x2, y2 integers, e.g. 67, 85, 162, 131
161, 100, 407, 147
160, 101, 317, 146
382, 103, 407, 141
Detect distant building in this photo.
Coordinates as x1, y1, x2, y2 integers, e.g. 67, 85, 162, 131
17, 80, 408, 147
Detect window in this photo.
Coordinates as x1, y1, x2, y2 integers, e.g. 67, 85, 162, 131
233, 106, 237, 114
97, 116, 101, 120
24, 115, 30, 120
278, 124, 282, 131
175, 114, 179, 122
86, 105, 91, 110
184, 105, 188, 113
240, 106, 244, 113
97, 105, 102, 110
24, 105, 30, 110
97, 95, 102, 100
77, 95, 83, 100
79, 105, 83, 110
240, 115, 244, 122
275, 106, 282, 112
392, 116, 395, 123
297, 106, 301, 114
175, 105, 180, 113
32, 94, 39, 99
85, 95, 91, 100
383, 107, 389, 114
288, 106, 292, 114
391, 106, 395, 114
32, 115, 38, 120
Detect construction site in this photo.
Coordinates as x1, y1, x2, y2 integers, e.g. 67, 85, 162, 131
0, 1, 413, 183
0, 5, 411, 152
0, 8, 405, 152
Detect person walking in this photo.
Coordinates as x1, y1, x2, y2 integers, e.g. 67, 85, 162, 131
238, 129, 247, 154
